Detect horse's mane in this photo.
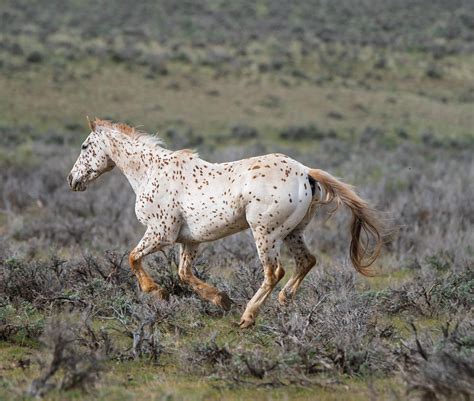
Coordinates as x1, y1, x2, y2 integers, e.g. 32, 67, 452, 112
92, 118, 165, 147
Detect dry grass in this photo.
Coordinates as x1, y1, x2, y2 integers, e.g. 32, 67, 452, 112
1, 57, 473, 140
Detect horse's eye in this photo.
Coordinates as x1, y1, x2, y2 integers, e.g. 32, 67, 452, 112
81, 143, 89, 150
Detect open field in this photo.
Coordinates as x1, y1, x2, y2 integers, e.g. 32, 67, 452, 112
1, 1, 473, 400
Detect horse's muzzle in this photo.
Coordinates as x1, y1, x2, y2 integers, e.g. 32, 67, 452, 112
67, 173, 86, 191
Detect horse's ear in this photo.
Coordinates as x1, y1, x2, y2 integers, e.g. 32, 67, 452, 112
86, 116, 96, 131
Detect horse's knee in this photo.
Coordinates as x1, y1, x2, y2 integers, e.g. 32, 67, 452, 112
129, 251, 140, 271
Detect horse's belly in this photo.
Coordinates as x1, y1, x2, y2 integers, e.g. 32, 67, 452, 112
177, 212, 249, 242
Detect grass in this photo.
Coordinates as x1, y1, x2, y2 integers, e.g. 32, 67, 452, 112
1, 54, 473, 143
0, 333, 407, 401
363, 267, 414, 291
2, 286, 439, 401
89, 372, 403, 401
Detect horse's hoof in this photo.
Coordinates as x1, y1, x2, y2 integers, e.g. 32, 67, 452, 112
151, 288, 169, 301
239, 316, 255, 329
215, 291, 232, 311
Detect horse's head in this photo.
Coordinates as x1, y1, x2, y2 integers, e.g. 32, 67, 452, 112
67, 117, 115, 191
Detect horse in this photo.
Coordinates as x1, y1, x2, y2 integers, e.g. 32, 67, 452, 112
67, 117, 383, 328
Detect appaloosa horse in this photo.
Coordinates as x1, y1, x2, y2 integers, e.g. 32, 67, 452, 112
68, 118, 383, 328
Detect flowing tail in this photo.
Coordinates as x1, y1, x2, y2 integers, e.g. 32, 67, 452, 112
308, 169, 384, 276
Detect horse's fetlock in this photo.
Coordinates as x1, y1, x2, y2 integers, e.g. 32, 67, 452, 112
278, 289, 290, 305
276, 266, 285, 281
214, 291, 232, 311
141, 279, 159, 293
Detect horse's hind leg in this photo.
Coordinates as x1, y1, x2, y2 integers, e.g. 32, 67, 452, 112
239, 234, 285, 328
178, 243, 232, 311
278, 231, 316, 305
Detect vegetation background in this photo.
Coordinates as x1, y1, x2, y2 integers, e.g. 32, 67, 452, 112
0, 1, 473, 400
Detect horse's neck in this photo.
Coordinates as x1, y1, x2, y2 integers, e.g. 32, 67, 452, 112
107, 135, 170, 194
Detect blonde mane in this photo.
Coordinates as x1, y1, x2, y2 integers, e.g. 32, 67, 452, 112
90, 117, 165, 147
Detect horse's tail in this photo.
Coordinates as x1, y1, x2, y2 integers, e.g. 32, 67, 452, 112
308, 168, 384, 276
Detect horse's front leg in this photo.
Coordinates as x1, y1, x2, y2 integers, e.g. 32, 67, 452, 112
178, 243, 232, 310
129, 228, 170, 300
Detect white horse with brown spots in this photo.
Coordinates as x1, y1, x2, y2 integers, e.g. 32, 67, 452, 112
68, 118, 383, 328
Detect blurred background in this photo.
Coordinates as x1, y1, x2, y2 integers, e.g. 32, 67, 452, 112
0, 1, 473, 400
1, 0, 473, 256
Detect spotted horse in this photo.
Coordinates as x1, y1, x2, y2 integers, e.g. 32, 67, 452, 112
68, 118, 384, 328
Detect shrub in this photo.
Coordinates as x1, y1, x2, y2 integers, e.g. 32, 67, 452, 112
28, 314, 108, 397
26, 50, 43, 63
279, 124, 328, 141
230, 124, 258, 140
402, 320, 474, 401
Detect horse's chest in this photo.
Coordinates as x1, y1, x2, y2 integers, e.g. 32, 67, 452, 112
134, 185, 179, 225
